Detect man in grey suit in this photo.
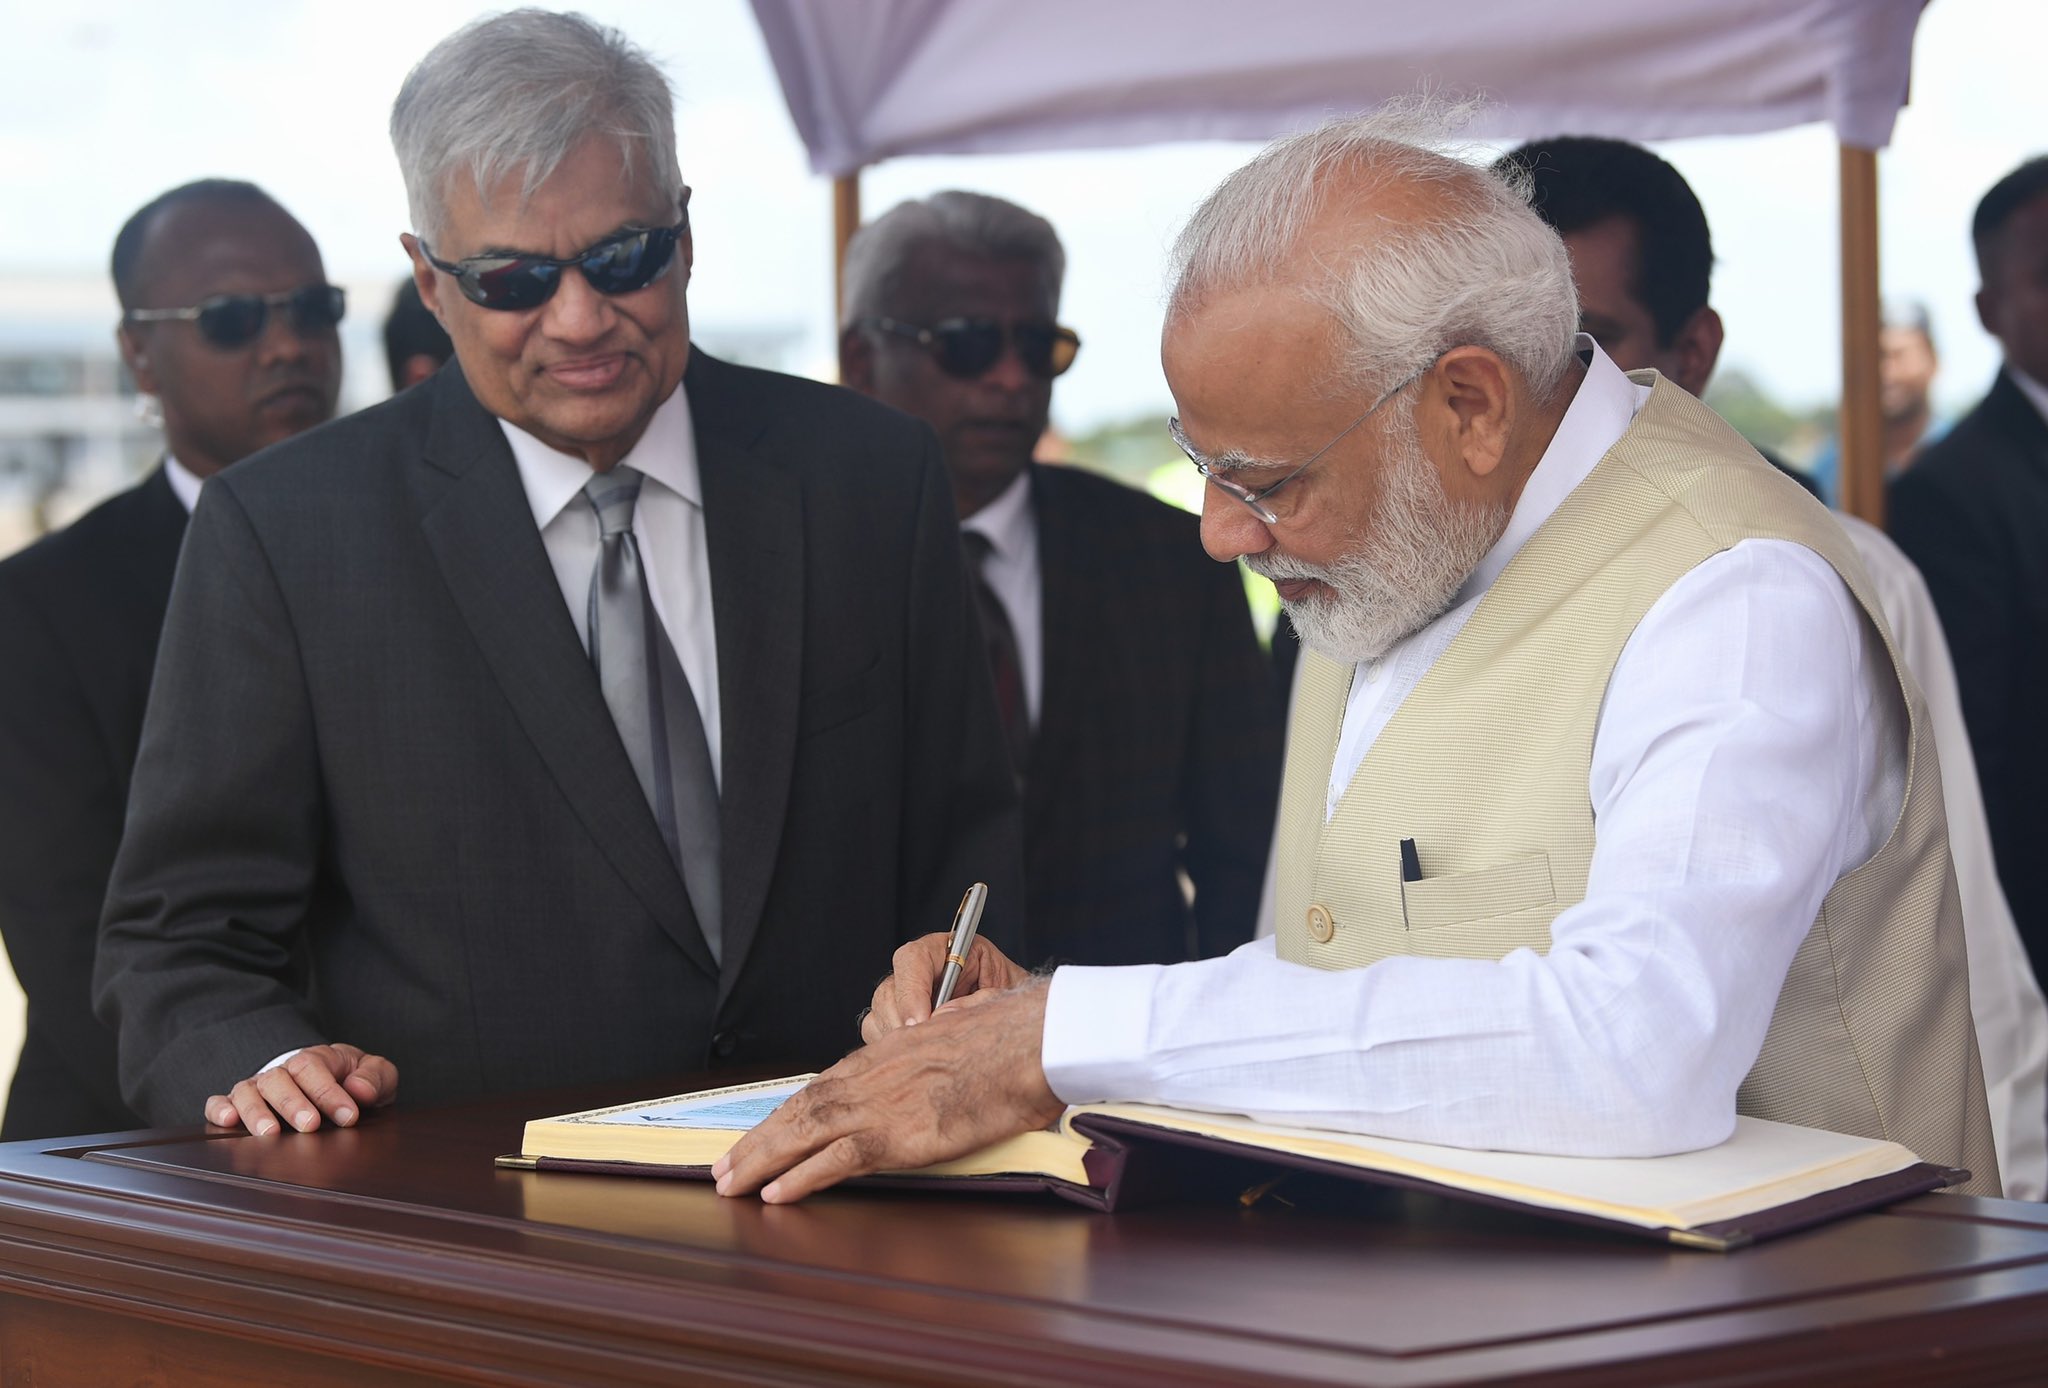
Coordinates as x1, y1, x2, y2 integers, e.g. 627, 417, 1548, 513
94, 10, 1022, 1135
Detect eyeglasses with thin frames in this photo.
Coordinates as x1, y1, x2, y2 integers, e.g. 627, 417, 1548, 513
1169, 358, 1436, 525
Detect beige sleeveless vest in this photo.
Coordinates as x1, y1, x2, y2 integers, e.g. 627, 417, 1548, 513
1274, 374, 1999, 1196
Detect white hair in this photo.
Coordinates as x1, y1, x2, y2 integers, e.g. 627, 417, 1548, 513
841, 190, 1065, 327
1169, 102, 1579, 401
390, 9, 685, 246
1248, 409, 1510, 661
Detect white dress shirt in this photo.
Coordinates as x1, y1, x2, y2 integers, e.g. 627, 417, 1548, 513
163, 453, 204, 514
959, 468, 1044, 726
1043, 345, 1906, 1158
500, 386, 722, 786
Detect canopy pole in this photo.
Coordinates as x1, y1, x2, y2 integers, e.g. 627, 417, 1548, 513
832, 171, 862, 342
1838, 144, 1884, 527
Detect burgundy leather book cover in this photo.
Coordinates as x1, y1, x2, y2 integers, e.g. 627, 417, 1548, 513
1066, 1114, 1964, 1249
518, 1126, 1960, 1249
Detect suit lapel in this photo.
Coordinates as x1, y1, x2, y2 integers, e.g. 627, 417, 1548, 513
414, 368, 715, 979
688, 353, 804, 1002
1025, 465, 1088, 840
127, 466, 190, 635
1988, 370, 2048, 474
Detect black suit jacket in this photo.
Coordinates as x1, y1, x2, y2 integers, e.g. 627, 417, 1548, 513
1019, 464, 1279, 966
94, 353, 1023, 1124
1890, 369, 2048, 977
0, 469, 183, 1138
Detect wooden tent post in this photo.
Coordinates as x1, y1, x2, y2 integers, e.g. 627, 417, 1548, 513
1838, 145, 1884, 526
832, 171, 862, 355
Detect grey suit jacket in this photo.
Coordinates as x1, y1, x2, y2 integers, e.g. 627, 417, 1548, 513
95, 352, 1023, 1124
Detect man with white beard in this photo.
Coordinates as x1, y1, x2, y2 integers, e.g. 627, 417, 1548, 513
712, 112, 1999, 1203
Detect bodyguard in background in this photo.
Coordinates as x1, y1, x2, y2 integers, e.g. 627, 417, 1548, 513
0, 180, 342, 1138
94, 11, 1021, 1135
840, 192, 1280, 967
384, 278, 454, 391
1892, 156, 2048, 986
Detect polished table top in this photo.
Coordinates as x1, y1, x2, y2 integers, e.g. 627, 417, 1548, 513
0, 1080, 2044, 1386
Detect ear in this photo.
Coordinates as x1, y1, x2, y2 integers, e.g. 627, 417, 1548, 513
1424, 346, 1514, 481
1669, 305, 1724, 396
117, 321, 158, 396
1975, 285, 1999, 341
839, 325, 875, 392
400, 233, 444, 322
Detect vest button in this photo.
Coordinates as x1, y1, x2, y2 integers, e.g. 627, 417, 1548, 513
1306, 903, 1335, 943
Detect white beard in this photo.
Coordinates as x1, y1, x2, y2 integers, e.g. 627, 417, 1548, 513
1250, 421, 1509, 664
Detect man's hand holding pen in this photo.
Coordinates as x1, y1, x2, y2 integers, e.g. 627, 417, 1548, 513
716, 903, 1059, 1205
860, 929, 1034, 1044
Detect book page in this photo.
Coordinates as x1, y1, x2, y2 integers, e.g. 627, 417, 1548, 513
524, 1075, 1093, 1185
555, 1076, 813, 1129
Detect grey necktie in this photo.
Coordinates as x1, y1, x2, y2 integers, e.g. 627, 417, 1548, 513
585, 465, 722, 964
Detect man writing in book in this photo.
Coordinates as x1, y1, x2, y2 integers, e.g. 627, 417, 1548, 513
715, 109, 2000, 1203
93, 10, 1022, 1135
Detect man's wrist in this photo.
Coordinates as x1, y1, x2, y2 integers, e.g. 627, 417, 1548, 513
1040, 964, 1163, 1104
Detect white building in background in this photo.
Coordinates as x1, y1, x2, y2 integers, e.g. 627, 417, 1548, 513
0, 270, 803, 562
0, 274, 155, 557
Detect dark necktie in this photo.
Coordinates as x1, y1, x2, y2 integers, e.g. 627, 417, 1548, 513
961, 529, 1031, 778
585, 465, 723, 963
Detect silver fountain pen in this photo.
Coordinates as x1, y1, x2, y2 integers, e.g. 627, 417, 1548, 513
931, 882, 989, 1010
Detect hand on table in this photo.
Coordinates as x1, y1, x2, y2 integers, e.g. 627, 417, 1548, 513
716, 975, 1062, 1204
205, 1044, 397, 1135
859, 931, 1033, 1044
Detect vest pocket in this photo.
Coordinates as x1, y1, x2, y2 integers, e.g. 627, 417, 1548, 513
1401, 852, 1556, 932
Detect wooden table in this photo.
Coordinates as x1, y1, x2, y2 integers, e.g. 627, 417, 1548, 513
0, 1083, 2043, 1386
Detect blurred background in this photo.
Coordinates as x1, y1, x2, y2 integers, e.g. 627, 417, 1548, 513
0, 0, 2040, 1095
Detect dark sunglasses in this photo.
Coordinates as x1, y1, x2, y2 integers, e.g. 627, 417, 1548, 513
125, 283, 347, 350
420, 218, 687, 311
866, 317, 1081, 380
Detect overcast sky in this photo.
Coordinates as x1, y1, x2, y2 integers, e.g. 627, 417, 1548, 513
5, 0, 2039, 431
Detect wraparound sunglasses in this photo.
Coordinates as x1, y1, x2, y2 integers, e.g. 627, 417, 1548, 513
419, 216, 688, 312
125, 284, 347, 350
864, 317, 1081, 380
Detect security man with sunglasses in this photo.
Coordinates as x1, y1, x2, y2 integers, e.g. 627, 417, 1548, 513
93, 11, 1022, 1136
0, 178, 342, 1138
841, 192, 1280, 970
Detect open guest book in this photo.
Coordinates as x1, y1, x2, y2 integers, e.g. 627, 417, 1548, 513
503, 1075, 1964, 1251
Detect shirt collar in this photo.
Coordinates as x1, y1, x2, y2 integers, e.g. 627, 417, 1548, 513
500, 384, 701, 530
162, 452, 204, 514
1454, 335, 1646, 605
2008, 363, 2048, 431
959, 465, 1036, 562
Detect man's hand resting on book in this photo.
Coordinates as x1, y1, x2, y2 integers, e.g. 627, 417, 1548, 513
859, 931, 1033, 1043
204, 1044, 398, 1135
715, 976, 1062, 1203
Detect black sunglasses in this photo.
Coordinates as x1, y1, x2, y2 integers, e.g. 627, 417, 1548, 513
420, 218, 688, 312
867, 317, 1081, 380
125, 284, 347, 350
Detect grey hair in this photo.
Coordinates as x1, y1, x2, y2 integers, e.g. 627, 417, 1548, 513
1169, 101, 1579, 401
391, 9, 684, 246
841, 190, 1066, 327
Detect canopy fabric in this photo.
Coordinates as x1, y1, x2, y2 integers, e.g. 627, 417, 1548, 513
751, 0, 1926, 176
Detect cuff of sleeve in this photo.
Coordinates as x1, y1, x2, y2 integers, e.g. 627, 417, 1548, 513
1041, 964, 1164, 1105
